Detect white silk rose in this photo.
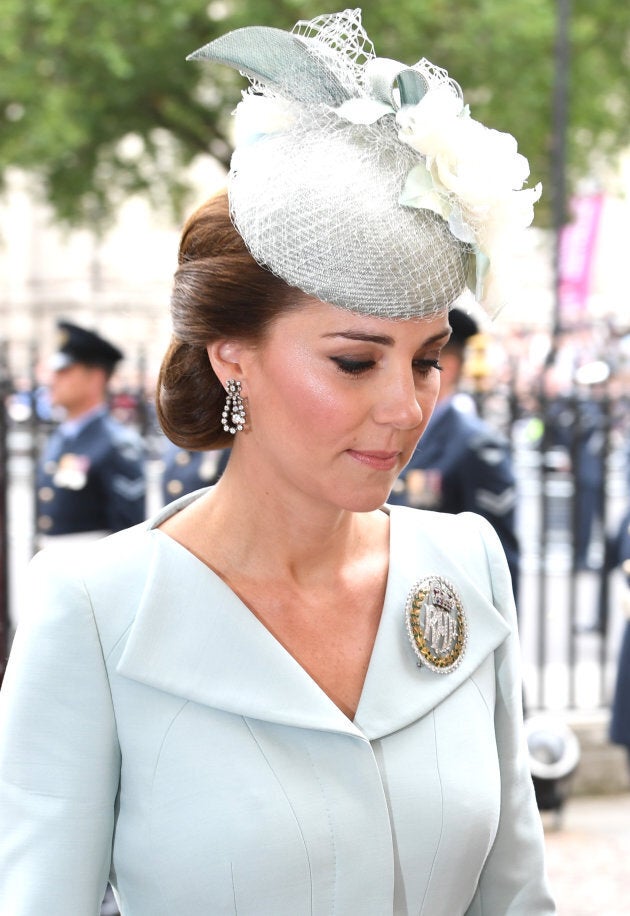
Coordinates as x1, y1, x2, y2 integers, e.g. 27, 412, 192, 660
396, 91, 540, 250
238, 44, 541, 315
396, 87, 541, 312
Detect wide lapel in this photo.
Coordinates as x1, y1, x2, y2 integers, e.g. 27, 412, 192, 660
354, 505, 510, 740
117, 527, 363, 739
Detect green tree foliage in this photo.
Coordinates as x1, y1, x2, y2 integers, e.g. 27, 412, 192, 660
1, 0, 629, 228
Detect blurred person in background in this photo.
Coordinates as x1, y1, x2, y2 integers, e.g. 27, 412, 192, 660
36, 320, 146, 546
542, 360, 609, 574
610, 507, 630, 774
389, 308, 520, 601
161, 442, 230, 503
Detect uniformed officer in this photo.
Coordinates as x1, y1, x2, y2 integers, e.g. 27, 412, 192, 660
544, 382, 607, 570
161, 442, 230, 504
610, 508, 630, 774
36, 321, 146, 546
389, 308, 520, 600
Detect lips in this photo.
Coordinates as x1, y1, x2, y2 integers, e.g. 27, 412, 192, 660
346, 449, 401, 471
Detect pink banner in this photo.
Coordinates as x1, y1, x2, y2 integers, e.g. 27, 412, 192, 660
558, 194, 603, 322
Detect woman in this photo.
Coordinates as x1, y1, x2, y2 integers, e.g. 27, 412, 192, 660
0, 10, 554, 915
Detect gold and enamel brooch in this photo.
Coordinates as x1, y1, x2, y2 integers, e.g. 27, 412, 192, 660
405, 576, 467, 674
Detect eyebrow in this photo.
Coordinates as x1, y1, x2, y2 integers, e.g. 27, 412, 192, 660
321, 329, 452, 346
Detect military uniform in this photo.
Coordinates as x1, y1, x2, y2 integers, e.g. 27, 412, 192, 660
37, 321, 146, 545
161, 444, 230, 503
544, 395, 607, 569
389, 308, 520, 599
610, 510, 630, 755
389, 397, 520, 597
37, 408, 146, 538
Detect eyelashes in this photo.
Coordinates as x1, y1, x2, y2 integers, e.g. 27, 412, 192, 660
331, 357, 442, 377
416, 359, 443, 376
331, 357, 374, 375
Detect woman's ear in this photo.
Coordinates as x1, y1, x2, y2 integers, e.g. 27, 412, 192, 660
206, 340, 248, 388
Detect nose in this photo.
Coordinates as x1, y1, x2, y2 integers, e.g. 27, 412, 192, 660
372, 371, 426, 430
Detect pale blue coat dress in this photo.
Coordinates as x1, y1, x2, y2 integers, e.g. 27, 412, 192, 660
0, 494, 555, 914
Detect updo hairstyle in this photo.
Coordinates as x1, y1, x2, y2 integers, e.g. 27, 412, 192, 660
157, 189, 301, 450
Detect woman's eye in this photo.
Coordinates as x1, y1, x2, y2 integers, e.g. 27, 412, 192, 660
330, 355, 442, 377
414, 359, 443, 377
331, 357, 375, 375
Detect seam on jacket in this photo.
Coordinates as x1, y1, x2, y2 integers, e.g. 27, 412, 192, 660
418, 710, 444, 915
242, 718, 314, 916
76, 570, 122, 893
148, 699, 194, 913
230, 862, 238, 915
464, 515, 508, 916
305, 741, 338, 916
150, 699, 191, 789
104, 620, 133, 664
78, 573, 119, 726
470, 664, 493, 720
466, 514, 492, 916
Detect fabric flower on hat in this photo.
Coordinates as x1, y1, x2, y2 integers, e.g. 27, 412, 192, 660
233, 94, 297, 147
189, 8, 541, 319
396, 88, 541, 311
331, 46, 541, 314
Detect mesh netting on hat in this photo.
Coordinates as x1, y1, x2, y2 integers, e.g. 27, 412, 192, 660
189, 9, 475, 319
230, 107, 470, 319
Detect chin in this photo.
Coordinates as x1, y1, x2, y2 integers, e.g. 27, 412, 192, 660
335, 486, 394, 514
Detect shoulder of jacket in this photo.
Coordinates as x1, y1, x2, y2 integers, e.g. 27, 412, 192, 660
31, 523, 153, 647
83, 522, 152, 578
391, 506, 508, 602
34, 521, 150, 579
391, 503, 490, 543
399, 505, 505, 565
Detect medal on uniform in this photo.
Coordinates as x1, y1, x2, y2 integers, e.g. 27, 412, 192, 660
405, 576, 467, 673
403, 468, 443, 509
53, 453, 90, 490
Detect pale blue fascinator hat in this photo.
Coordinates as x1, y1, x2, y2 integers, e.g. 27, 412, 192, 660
188, 9, 541, 320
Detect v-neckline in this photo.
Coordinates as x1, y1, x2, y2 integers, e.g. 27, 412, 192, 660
118, 502, 511, 739
150, 500, 393, 724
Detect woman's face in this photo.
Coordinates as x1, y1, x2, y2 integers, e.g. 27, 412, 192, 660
222, 298, 451, 514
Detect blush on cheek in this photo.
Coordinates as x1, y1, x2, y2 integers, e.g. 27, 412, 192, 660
252, 360, 340, 446
290, 380, 340, 430
281, 351, 342, 422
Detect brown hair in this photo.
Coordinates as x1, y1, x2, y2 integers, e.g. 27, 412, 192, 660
156, 189, 301, 450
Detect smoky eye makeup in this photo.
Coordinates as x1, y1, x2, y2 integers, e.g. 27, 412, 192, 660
330, 356, 376, 375
324, 324, 451, 377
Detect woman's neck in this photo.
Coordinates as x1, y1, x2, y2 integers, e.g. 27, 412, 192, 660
160, 456, 387, 588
